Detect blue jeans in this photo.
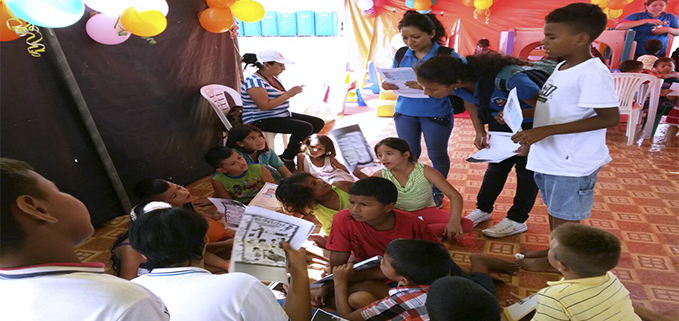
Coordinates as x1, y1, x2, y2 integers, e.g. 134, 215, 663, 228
534, 168, 601, 221
393, 113, 454, 192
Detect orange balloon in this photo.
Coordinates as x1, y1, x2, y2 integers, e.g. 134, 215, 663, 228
1, 1, 21, 42
607, 0, 627, 10
199, 7, 234, 33
462, 0, 475, 7
206, 0, 237, 8
206, 218, 227, 242
414, 0, 432, 10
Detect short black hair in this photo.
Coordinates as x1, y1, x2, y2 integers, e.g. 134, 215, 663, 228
654, 57, 675, 67
426, 276, 501, 321
204, 146, 234, 169
477, 38, 490, 47
385, 239, 451, 285
133, 178, 169, 200
0, 158, 46, 251
619, 60, 643, 72
545, 3, 607, 43
644, 39, 664, 55
551, 223, 621, 277
398, 10, 447, 44
275, 172, 315, 214
129, 207, 208, 269
349, 177, 397, 205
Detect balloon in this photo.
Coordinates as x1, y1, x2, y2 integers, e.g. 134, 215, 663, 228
1, 1, 22, 42
84, 0, 133, 15
607, 0, 627, 10
230, 0, 265, 22
391, 33, 406, 49
627, 0, 634, 3
4, 0, 84, 28
86, 13, 131, 45
604, 7, 624, 19
474, 0, 493, 10
119, 7, 167, 37
591, 0, 609, 8
462, 0, 475, 7
414, 0, 431, 10
356, 0, 374, 11
406, 0, 415, 8
134, 0, 169, 16
206, 0, 237, 8
199, 7, 234, 33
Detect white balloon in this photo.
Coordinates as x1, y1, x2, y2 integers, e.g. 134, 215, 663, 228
84, 0, 134, 15
356, 0, 374, 11
134, 0, 169, 16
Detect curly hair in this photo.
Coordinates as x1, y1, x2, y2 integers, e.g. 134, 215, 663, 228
416, 53, 529, 86
275, 173, 316, 215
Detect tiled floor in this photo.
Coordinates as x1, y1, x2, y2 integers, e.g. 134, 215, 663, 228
75, 111, 679, 314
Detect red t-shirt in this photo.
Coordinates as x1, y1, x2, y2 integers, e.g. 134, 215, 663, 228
326, 209, 441, 262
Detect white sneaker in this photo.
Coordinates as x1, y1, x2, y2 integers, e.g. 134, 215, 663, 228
466, 209, 492, 227
482, 218, 528, 238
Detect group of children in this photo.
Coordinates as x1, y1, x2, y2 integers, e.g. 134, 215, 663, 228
1, 3, 674, 321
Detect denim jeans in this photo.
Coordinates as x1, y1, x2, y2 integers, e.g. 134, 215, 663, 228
477, 156, 538, 223
393, 113, 454, 193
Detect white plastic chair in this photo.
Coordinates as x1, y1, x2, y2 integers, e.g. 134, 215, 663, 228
200, 84, 240, 144
611, 73, 661, 145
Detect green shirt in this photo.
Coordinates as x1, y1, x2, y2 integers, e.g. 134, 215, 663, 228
235, 149, 285, 183
311, 186, 350, 236
211, 164, 264, 204
382, 163, 435, 211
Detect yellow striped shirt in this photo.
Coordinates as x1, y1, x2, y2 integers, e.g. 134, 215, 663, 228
532, 272, 640, 321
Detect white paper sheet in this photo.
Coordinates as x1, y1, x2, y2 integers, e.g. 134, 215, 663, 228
503, 292, 537, 321
502, 88, 524, 134
466, 131, 522, 163
376, 67, 429, 98
207, 198, 246, 229
668, 82, 679, 96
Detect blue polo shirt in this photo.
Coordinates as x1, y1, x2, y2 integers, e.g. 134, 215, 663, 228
453, 72, 539, 128
392, 42, 461, 117
621, 11, 679, 56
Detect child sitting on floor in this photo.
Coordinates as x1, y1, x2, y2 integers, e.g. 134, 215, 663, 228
533, 223, 639, 320
204, 146, 275, 204
297, 134, 367, 183
275, 173, 352, 248
226, 124, 291, 183
372, 137, 472, 240
426, 276, 501, 321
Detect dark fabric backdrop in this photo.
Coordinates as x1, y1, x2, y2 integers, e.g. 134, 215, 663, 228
1, 0, 239, 226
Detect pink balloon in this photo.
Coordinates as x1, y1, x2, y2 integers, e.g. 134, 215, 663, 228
86, 13, 131, 45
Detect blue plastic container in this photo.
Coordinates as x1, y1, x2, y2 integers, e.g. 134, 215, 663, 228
296, 10, 315, 36
239, 19, 262, 37
315, 11, 337, 36
260, 11, 278, 36
277, 12, 297, 36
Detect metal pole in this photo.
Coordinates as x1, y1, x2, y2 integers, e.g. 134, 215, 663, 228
43, 28, 132, 213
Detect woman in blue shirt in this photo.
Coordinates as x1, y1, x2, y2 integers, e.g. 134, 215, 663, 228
415, 54, 541, 239
616, 0, 679, 57
382, 11, 460, 207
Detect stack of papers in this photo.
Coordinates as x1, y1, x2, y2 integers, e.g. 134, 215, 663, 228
376, 67, 428, 98
466, 132, 522, 163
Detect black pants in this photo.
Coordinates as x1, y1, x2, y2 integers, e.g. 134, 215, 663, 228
252, 112, 325, 160
476, 156, 538, 223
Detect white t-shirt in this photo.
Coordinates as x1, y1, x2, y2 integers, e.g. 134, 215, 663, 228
0, 263, 170, 321
527, 58, 619, 177
132, 267, 288, 321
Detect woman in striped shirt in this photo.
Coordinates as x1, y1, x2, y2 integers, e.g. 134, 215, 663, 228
240, 50, 325, 168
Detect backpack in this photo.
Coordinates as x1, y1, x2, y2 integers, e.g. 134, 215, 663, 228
477, 59, 558, 124
394, 46, 467, 115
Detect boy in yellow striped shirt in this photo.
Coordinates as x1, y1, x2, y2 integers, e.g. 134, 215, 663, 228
533, 223, 640, 321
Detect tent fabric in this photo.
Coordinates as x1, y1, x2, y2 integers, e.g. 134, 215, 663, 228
346, 0, 662, 69
1, 0, 239, 226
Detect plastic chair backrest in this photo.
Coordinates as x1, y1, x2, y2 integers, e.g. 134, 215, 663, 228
611, 73, 659, 114
200, 84, 242, 131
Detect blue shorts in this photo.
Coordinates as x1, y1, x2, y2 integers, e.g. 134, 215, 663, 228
534, 168, 600, 221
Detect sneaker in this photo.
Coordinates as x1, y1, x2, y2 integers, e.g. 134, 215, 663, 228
482, 218, 528, 238
465, 209, 492, 227
433, 192, 444, 209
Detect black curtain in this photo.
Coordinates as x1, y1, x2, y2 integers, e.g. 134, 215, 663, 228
1, 0, 239, 226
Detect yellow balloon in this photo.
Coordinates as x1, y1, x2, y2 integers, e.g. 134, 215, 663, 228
230, 0, 264, 22
474, 0, 493, 11
627, 0, 633, 3
609, 8, 623, 19
120, 7, 167, 37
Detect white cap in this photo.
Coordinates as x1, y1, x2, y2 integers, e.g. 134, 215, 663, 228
257, 49, 295, 64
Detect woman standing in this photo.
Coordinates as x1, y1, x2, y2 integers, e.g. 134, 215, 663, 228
616, 0, 679, 57
382, 11, 461, 207
241, 50, 325, 169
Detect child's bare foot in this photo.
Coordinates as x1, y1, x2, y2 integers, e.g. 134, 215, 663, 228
517, 249, 549, 259
516, 256, 559, 273
470, 254, 519, 274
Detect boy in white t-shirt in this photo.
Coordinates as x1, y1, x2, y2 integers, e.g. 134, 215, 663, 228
0, 158, 169, 321
511, 3, 620, 272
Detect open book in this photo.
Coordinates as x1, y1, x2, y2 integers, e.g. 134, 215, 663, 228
248, 182, 283, 212
207, 198, 246, 229
310, 256, 382, 288
230, 206, 315, 283
503, 293, 537, 321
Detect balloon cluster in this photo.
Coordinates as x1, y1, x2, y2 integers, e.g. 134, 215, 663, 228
405, 0, 438, 13
83, 0, 169, 45
200, 0, 264, 34
462, 0, 493, 24
592, 0, 634, 23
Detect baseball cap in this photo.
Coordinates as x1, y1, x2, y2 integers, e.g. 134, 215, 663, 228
257, 49, 295, 64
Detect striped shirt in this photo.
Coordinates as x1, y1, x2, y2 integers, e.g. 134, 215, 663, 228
382, 163, 436, 211
240, 74, 291, 124
532, 272, 641, 321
